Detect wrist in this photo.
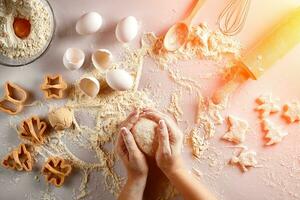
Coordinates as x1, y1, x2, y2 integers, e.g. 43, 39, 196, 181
127, 174, 147, 188
162, 157, 187, 177
166, 167, 188, 179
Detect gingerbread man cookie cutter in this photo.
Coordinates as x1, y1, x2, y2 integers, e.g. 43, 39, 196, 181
2, 144, 33, 172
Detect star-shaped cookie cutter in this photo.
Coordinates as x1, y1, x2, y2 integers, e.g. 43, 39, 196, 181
41, 75, 67, 99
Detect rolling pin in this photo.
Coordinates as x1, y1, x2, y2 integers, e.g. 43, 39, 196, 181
213, 7, 300, 104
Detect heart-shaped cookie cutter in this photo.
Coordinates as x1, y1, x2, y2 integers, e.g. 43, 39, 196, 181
0, 82, 28, 115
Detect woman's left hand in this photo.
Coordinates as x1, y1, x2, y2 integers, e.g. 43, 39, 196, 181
116, 110, 148, 181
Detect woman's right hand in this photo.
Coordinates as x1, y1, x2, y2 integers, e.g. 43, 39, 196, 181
141, 109, 185, 176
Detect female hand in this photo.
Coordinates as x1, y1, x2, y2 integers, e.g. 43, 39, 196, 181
141, 109, 185, 175
116, 110, 148, 181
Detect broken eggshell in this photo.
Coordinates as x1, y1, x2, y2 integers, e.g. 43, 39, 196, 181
91, 49, 113, 73
63, 48, 85, 70
79, 77, 100, 98
76, 12, 102, 35
115, 16, 138, 43
106, 69, 133, 91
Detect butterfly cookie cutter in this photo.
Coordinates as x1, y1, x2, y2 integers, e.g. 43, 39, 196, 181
42, 157, 72, 187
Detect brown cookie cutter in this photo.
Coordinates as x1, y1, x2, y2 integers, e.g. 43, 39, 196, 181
41, 75, 67, 99
19, 116, 47, 145
0, 82, 28, 115
42, 157, 72, 187
2, 144, 33, 172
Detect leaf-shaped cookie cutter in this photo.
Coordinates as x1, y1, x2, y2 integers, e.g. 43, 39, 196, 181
19, 116, 47, 145
2, 144, 33, 171
40, 74, 67, 99
42, 157, 72, 187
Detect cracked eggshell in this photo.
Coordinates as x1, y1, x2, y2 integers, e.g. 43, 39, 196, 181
115, 16, 138, 43
106, 69, 133, 91
76, 12, 102, 35
63, 48, 85, 70
79, 77, 100, 98
92, 49, 113, 73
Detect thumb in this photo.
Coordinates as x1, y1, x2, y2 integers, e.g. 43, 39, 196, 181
157, 120, 171, 155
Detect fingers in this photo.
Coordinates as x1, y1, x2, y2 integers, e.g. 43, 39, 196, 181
141, 110, 177, 134
140, 110, 168, 123
157, 120, 171, 155
120, 110, 140, 130
116, 129, 128, 159
120, 127, 140, 156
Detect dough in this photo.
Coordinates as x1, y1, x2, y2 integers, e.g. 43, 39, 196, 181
48, 107, 73, 131
131, 118, 158, 156
231, 149, 258, 172
262, 119, 288, 146
282, 101, 300, 123
255, 94, 280, 118
222, 115, 249, 144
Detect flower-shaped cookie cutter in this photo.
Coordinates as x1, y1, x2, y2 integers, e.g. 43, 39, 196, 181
19, 116, 48, 145
42, 157, 72, 187
0, 82, 28, 115
41, 74, 68, 99
2, 144, 33, 171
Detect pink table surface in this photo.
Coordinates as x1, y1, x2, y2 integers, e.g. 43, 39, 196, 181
1, 0, 300, 199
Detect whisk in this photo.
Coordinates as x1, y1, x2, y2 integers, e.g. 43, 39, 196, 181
217, 0, 251, 36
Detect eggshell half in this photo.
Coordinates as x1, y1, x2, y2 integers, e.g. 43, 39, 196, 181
92, 49, 113, 73
63, 48, 85, 70
79, 77, 100, 98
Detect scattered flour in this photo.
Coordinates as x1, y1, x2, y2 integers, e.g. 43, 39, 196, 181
141, 23, 241, 70
167, 91, 183, 122
190, 127, 209, 159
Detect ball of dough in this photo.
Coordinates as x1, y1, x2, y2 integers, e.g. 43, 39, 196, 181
48, 107, 73, 131
131, 118, 158, 157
